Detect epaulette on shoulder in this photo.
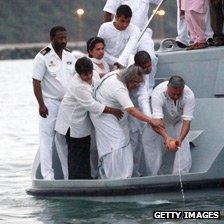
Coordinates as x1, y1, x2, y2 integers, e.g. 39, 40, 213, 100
64, 47, 71, 53
40, 47, 51, 55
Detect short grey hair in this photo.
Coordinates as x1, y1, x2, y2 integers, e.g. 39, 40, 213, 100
168, 75, 185, 88
117, 65, 144, 85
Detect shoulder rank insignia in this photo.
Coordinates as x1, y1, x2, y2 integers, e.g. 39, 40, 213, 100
40, 47, 51, 55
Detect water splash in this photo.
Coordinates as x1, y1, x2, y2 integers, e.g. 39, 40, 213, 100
178, 147, 186, 208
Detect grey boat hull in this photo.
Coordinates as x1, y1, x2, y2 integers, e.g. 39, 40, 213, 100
26, 177, 224, 197
27, 46, 224, 197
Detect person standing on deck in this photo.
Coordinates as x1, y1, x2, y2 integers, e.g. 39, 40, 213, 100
98, 5, 140, 69
55, 57, 123, 179
142, 76, 195, 175
176, 0, 214, 48
90, 65, 161, 179
103, 0, 158, 79
180, 0, 210, 50
32, 26, 76, 180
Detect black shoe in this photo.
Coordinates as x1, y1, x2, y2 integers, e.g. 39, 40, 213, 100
214, 37, 224, 46
176, 41, 189, 48
207, 38, 215, 46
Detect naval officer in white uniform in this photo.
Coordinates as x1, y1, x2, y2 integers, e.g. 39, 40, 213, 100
32, 26, 76, 180
142, 76, 195, 175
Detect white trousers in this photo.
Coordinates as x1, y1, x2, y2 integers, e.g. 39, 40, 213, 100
39, 98, 67, 180
39, 98, 59, 180
91, 114, 133, 179
142, 122, 192, 176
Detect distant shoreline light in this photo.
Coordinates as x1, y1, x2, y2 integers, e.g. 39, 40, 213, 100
76, 8, 85, 17
153, 9, 166, 16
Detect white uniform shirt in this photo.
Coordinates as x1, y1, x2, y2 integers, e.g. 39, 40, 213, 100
55, 71, 105, 138
32, 44, 76, 101
94, 72, 134, 110
103, 0, 160, 30
98, 21, 140, 66
151, 81, 195, 123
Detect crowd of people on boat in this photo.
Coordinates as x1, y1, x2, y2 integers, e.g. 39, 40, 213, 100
32, 0, 224, 180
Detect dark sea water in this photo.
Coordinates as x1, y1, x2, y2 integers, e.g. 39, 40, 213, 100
0, 60, 224, 224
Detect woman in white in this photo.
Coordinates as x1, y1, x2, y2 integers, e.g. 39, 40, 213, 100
90, 65, 158, 179
87, 37, 110, 78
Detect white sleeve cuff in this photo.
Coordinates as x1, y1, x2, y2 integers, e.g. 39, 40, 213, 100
152, 113, 164, 119
181, 115, 193, 121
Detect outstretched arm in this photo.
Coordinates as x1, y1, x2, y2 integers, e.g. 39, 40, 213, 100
75, 85, 123, 120
126, 107, 168, 141
125, 107, 152, 123
150, 118, 174, 148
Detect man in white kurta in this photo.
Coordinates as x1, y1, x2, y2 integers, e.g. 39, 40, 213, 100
32, 26, 76, 180
90, 66, 153, 179
142, 76, 195, 175
55, 57, 123, 179
103, 0, 158, 76
55, 71, 103, 139
98, 5, 140, 67
91, 72, 134, 179
55, 70, 104, 179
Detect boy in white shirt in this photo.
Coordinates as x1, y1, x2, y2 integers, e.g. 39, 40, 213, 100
98, 4, 140, 69
103, 0, 158, 77
55, 57, 123, 179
